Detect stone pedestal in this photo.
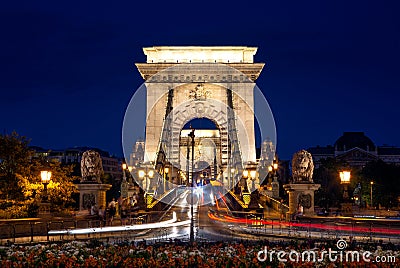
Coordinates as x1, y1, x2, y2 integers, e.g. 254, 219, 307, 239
283, 183, 320, 220
76, 183, 112, 211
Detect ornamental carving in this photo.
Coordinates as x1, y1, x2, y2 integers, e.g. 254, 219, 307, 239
298, 193, 312, 209
83, 193, 95, 209
189, 84, 211, 100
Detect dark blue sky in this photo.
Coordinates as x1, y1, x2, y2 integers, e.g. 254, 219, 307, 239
1, 1, 399, 160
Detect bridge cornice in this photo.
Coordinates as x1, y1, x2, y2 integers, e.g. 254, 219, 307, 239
135, 63, 265, 82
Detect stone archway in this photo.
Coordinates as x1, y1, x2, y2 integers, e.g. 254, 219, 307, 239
169, 97, 228, 167
145, 82, 255, 169
141, 62, 259, 166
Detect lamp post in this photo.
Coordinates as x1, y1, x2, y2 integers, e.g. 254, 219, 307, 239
188, 128, 195, 245
273, 162, 278, 183
126, 165, 137, 202
242, 170, 251, 205
273, 163, 278, 171
250, 170, 257, 192
138, 167, 154, 207
268, 165, 273, 183
271, 162, 280, 198
138, 168, 154, 191
40, 171, 52, 202
122, 163, 127, 179
243, 169, 249, 191
264, 166, 274, 196
138, 170, 145, 188
339, 171, 351, 200
186, 136, 190, 186
39, 170, 52, 217
164, 167, 169, 192
128, 166, 133, 183
339, 171, 352, 216
121, 163, 129, 199
370, 181, 374, 209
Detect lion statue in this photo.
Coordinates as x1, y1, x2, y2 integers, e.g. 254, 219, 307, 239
291, 149, 314, 183
80, 150, 104, 183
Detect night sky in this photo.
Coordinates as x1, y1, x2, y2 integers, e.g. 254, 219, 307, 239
1, 1, 399, 160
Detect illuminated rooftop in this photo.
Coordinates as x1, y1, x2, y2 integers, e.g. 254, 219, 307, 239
143, 46, 258, 63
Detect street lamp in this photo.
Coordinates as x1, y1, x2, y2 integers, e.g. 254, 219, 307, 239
128, 166, 133, 183
272, 162, 278, 181
271, 162, 280, 198
249, 170, 257, 192
339, 171, 351, 200
138, 168, 154, 191
164, 167, 169, 192
242, 170, 251, 205
138, 167, 154, 207
265, 165, 272, 185
370, 181, 374, 209
39, 170, 52, 217
273, 163, 278, 170
138, 170, 145, 181
265, 164, 278, 193
339, 171, 352, 216
243, 169, 249, 189
40, 171, 52, 202
121, 163, 128, 198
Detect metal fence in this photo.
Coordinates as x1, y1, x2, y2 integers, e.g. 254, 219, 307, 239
238, 216, 400, 244
0, 212, 161, 245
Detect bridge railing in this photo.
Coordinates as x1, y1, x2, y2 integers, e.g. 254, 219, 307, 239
148, 187, 179, 209
259, 190, 289, 214
0, 209, 181, 245
213, 210, 400, 244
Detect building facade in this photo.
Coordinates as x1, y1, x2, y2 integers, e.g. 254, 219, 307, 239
308, 132, 400, 168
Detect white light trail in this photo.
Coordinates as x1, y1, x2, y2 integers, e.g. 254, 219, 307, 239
48, 212, 179, 235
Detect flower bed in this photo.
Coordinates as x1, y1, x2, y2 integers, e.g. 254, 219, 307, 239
0, 240, 398, 267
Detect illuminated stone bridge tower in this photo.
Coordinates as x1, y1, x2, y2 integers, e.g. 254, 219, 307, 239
135, 46, 265, 200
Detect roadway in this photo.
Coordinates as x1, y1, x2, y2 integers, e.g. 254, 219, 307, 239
41, 185, 400, 245
130, 186, 400, 244
127, 186, 289, 243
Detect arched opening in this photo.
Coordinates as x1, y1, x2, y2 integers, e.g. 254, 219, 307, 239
182, 118, 218, 130
179, 118, 221, 186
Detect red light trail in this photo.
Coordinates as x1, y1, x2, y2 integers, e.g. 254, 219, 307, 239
208, 212, 400, 235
